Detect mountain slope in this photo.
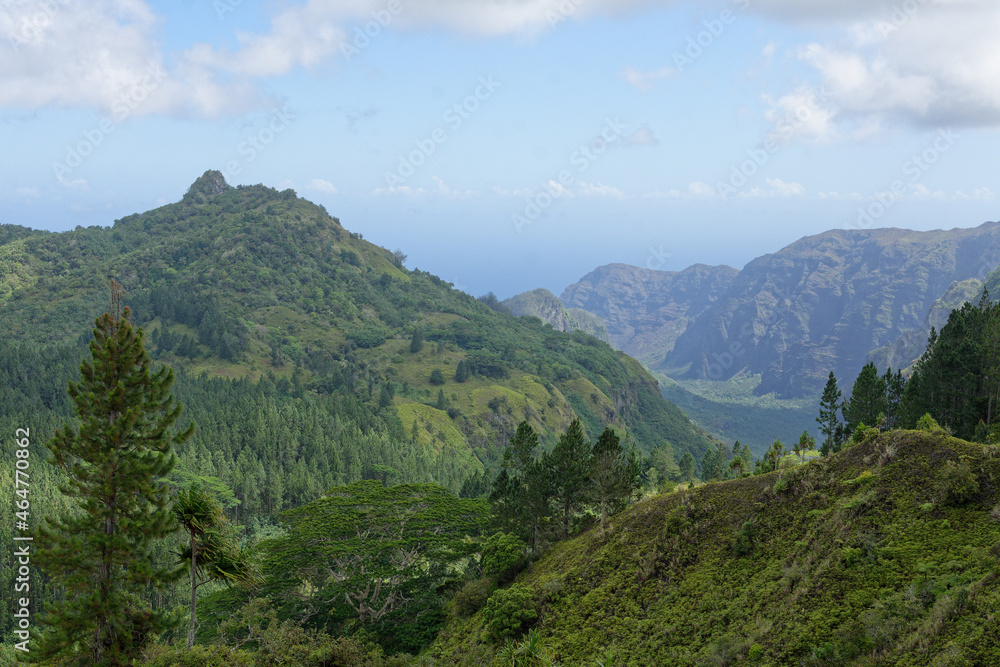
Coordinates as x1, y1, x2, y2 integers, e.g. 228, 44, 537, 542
0, 171, 717, 467
434, 430, 1000, 665
502, 288, 609, 342
868, 277, 985, 374
664, 223, 1000, 397
559, 262, 739, 365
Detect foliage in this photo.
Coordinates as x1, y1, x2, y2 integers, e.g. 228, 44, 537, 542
432, 429, 1000, 665
261, 481, 487, 651
483, 584, 537, 642
900, 292, 1000, 440
545, 420, 592, 540
589, 428, 642, 531
845, 362, 887, 432
174, 483, 258, 647
451, 577, 496, 618
481, 533, 527, 577
31, 292, 192, 667
937, 460, 979, 505
493, 629, 559, 666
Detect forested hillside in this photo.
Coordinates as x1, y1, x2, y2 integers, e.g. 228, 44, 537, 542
0, 171, 719, 654
433, 428, 1000, 665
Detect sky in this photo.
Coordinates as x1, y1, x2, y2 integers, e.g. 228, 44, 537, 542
1, 0, 998, 299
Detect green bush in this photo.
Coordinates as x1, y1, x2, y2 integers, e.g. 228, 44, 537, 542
938, 460, 979, 505
144, 644, 255, 667
732, 521, 755, 556
452, 577, 495, 617
483, 583, 537, 642
481, 532, 527, 576
429, 368, 446, 385
917, 413, 946, 433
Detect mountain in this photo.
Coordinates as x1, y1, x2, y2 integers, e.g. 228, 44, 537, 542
868, 277, 985, 373
0, 171, 717, 472
433, 428, 1000, 665
665, 224, 1000, 397
559, 263, 739, 365
502, 288, 609, 342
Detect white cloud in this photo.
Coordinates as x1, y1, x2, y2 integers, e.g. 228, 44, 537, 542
307, 178, 338, 194
624, 125, 660, 147
766, 178, 806, 197
373, 176, 477, 198
642, 189, 683, 199
621, 66, 675, 92
578, 182, 627, 198
737, 178, 805, 199
687, 181, 715, 197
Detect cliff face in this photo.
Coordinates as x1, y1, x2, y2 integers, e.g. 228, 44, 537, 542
868, 277, 985, 373
502, 288, 610, 342
559, 263, 739, 365
665, 223, 1000, 396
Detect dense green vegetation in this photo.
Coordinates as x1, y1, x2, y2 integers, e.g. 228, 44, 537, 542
433, 428, 1000, 665
7, 173, 1000, 665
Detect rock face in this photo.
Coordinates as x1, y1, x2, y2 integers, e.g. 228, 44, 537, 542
868, 277, 985, 373
664, 223, 1000, 397
559, 263, 739, 364
503, 288, 610, 342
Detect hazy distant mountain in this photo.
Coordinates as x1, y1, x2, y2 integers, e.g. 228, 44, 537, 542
502, 288, 609, 342
867, 277, 985, 373
560, 224, 1000, 400
559, 263, 739, 364
665, 223, 1000, 397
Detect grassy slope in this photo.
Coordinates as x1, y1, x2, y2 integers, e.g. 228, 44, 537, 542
434, 430, 1000, 665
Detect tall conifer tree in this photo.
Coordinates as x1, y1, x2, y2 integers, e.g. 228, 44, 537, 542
546, 419, 591, 539
817, 372, 843, 456
32, 283, 192, 666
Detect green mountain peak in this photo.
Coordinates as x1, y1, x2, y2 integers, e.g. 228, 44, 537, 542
183, 169, 232, 203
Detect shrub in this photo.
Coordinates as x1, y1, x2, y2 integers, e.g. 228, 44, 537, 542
452, 577, 495, 617
483, 584, 537, 642
429, 368, 446, 385
481, 533, 527, 576
916, 413, 946, 433
732, 521, 755, 556
938, 460, 979, 505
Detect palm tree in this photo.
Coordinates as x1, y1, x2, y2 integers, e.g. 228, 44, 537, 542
174, 484, 259, 648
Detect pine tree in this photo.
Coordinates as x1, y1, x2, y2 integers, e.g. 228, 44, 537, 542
680, 451, 696, 484
32, 284, 193, 666
588, 428, 641, 532
845, 362, 888, 433
817, 372, 843, 456
409, 327, 424, 354
883, 367, 906, 429
545, 419, 592, 539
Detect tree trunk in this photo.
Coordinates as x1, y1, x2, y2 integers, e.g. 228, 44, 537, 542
188, 531, 198, 648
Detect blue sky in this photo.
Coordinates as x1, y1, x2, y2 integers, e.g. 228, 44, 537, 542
2, 0, 998, 298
